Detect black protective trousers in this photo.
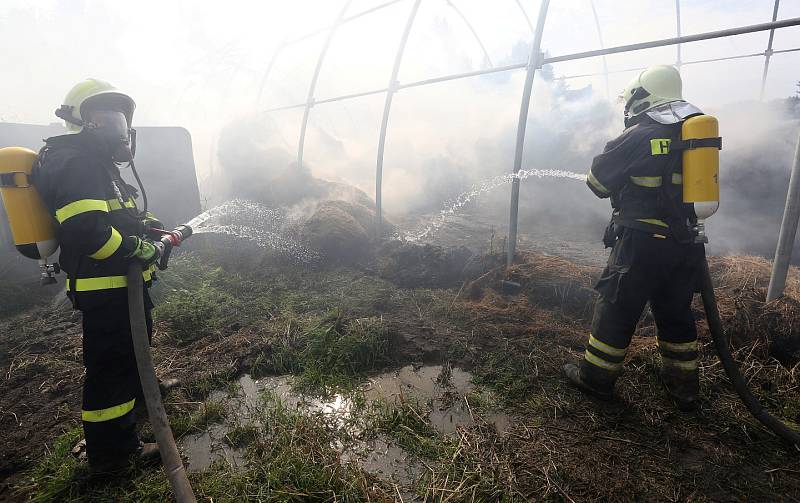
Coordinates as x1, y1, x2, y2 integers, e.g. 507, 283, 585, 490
582, 227, 705, 386
81, 295, 152, 467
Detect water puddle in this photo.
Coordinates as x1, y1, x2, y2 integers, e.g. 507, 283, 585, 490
178, 364, 512, 489
180, 423, 246, 472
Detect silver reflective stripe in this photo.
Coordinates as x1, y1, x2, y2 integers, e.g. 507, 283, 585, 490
645, 101, 703, 124
630, 176, 662, 188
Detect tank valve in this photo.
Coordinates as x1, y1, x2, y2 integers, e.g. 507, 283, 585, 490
39, 260, 60, 286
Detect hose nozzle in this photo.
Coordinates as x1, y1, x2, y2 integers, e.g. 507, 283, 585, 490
153, 224, 193, 271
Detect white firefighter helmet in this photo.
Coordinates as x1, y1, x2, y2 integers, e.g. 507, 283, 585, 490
620, 65, 683, 120
55, 78, 136, 134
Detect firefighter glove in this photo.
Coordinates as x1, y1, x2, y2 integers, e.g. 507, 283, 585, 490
125, 236, 163, 268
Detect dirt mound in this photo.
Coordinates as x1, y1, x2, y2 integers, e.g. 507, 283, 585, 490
301, 201, 371, 264
376, 240, 494, 289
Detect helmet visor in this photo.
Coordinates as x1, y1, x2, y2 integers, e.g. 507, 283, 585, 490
85, 110, 129, 139
84, 110, 134, 160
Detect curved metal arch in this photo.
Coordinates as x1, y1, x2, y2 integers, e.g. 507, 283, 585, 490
445, 0, 493, 68
255, 40, 287, 107
514, 0, 534, 33
589, 0, 610, 98
675, 0, 682, 67
297, 0, 353, 170
760, 0, 781, 100
375, 0, 423, 236
507, 0, 551, 267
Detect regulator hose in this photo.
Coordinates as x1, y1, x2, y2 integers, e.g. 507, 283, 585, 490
700, 256, 800, 448
128, 263, 197, 502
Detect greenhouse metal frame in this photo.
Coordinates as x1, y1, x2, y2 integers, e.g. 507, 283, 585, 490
258, 0, 800, 299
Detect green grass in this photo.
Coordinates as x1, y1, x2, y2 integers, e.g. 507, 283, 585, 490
371, 400, 449, 460
16, 393, 391, 502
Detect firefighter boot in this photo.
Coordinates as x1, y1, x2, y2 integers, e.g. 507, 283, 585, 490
89, 442, 160, 477
563, 361, 615, 401
137, 442, 161, 466
659, 368, 700, 411
159, 378, 181, 397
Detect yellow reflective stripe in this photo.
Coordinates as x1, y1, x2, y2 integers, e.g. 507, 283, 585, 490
630, 176, 662, 188
587, 170, 610, 195
589, 334, 626, 357
584, 350, 623, 371
66, 269, 153, 292
671, 173, 683, 185
55, 199, 109, 223
658, 339, 698, 352
650, 138, 672, 155
88, 228, 123, 260
661, 357, 698, 371
636, 218, 669, 228
107, 198, 136, 211
82, 398, 136, 422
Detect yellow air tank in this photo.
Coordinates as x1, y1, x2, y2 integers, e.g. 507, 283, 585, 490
682, 115, 720, 242
0, 147, 59, 283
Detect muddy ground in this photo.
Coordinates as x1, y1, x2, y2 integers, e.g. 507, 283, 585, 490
1, 236, 800, 502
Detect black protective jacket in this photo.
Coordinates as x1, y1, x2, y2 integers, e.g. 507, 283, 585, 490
34, 133, 154, 311
587, 114, 695, 241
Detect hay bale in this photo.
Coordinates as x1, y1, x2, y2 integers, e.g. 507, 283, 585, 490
501, 252, 598, 319
301, 201, 370, 264
703, 255, 800, 366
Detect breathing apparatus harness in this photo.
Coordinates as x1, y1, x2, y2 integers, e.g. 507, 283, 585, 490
53, 105, 191, 269
614, 106, 800, 447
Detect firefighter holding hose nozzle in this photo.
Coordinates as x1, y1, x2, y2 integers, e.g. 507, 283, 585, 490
564, 65, 720, 411
32, 79, 182, 476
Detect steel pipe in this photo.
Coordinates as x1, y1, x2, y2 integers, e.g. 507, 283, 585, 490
285, 0, 405, 46
675, 0, 683, 67
375, 0, 422, 237
255, 40, 287, 106
589, 0, 610, 97
265, 18, 800, 115
515, 0, 534, 33
507, 0, 550, 267
446, 0, 493, 68
767, 130, 800, 301
543, 17, 800, 65
297, 1, 352, 170
760, 0, 781, 100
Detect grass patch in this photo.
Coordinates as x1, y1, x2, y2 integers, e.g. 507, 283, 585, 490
372, 400, 448, 460
185, 367, 238, 401
272, 313, 397, 392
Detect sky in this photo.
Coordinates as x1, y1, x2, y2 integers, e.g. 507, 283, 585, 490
1, 0, 800, 207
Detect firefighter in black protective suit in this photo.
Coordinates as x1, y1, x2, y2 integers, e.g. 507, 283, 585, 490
35, 79, 175, 474
563, 65, 706, 411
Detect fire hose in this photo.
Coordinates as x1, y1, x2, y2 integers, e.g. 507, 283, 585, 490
128, 225, 197, 503
700, 255, 800, 448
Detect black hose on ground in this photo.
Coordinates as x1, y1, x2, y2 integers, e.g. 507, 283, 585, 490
128, 262, 197, 502
700, 257, 800, 448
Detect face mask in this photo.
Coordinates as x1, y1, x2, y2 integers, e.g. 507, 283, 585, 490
84, 110, 134, 162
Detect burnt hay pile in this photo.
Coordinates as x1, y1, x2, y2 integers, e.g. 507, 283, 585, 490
466, 251, 800, 368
